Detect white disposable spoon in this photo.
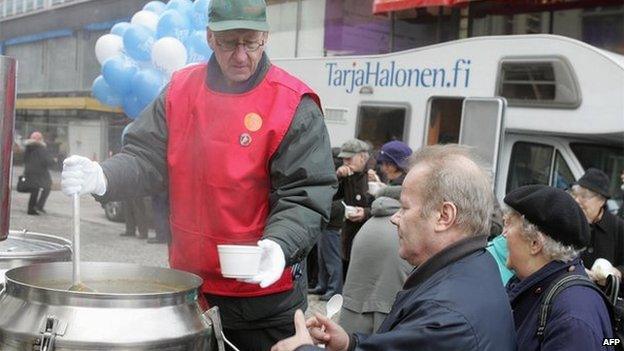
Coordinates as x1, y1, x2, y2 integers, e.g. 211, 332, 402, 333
326, 294, 343, 320
319, 294, 343, 348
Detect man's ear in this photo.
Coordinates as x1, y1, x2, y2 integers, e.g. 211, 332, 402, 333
435, 201, 457, 232
207, 30, 215, 51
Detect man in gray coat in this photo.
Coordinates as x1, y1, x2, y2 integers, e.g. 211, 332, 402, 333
339, 186, 413, 334
271, 144, 516, 351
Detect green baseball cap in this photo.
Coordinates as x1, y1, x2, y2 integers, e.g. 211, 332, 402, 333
208, 0, 270, 32
338, 139, 370, 158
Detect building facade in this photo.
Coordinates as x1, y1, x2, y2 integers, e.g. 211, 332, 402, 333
1, 0, 622, 164
0, 0, 325, 164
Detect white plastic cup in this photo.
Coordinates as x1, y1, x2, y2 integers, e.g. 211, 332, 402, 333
217, 245, 262, 279
592, 258, 614, 280
344, 205, 357, 219
368, 181, 385, 196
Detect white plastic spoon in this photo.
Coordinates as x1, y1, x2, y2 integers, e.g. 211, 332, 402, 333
319, 294, 343, 348
326, 294, 343, 320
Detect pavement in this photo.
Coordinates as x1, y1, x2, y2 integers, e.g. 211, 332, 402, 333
6, 166, 330, 319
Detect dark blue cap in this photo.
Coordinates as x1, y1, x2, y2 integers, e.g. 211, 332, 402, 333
378, 141, 412, 170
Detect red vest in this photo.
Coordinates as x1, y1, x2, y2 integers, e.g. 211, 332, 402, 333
165, 64, 319, 297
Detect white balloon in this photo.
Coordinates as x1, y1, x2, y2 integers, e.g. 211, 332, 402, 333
152, 37, 188, 76
131, 10, 159, 32
95, 34, 124, 65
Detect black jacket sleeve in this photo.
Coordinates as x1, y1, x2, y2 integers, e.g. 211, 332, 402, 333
97, 88, 169, 202
263, 95, 338, 266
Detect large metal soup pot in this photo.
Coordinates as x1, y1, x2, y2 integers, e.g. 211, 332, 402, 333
0, 262, 224, 350
0, 230, 72, 289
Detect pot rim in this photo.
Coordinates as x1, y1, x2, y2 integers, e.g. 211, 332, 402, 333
4, 262, 204, 308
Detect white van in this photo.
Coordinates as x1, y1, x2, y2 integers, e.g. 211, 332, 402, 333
274, 34, 624, 206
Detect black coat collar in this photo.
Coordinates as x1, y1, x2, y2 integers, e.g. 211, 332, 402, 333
403, 235, 488, 289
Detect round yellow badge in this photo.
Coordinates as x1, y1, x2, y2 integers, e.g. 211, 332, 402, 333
244, 113, 263, 132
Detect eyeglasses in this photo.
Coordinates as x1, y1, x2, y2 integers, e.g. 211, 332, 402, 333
214, 38, 265, 52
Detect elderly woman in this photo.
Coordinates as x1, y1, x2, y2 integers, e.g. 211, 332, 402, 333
504, 185, 614, 351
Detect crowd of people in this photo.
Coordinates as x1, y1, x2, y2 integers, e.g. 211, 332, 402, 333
273, 145, 624, 351
49, 0, 624, 350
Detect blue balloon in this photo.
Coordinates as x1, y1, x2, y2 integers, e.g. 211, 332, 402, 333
157, 10, 192, 41
132, 68, 167, 106
166, 0, 193, 18
123, 24, 155, 62
185, 30, 212, 63
110, 22, 131, 37
192, 0, 210, 30
143, 1, 167, 14
92, 75, 123, 107
102, 55, 139, 94
122, 94, 148, 120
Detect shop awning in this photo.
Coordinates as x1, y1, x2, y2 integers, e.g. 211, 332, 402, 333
16, 97, 122, 113
373, 0, 622, 14
373, 0, 471, 14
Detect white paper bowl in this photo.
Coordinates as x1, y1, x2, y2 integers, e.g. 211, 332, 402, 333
592, 258, 613, 280
217, 245, 262, 279
368, 181, 385, 196
344, 205, 357, 219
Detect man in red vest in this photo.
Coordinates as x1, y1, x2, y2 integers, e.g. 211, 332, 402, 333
60, 0, 337, 349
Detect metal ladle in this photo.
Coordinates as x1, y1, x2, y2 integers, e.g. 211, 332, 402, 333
68, 194, 93, 292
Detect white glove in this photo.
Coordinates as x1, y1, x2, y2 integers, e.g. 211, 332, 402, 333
61, 155, 107, 196
242, 239, 286, 288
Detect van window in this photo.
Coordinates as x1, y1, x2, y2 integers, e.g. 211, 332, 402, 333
496, 58, 580, 108
356, 104, 408, 149
426, 97, 463, 145
506, 142, 554, 194
571, 143, 624, 201
552, 151, 574, 190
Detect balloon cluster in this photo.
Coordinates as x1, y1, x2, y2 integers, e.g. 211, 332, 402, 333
92, 0, 213, 119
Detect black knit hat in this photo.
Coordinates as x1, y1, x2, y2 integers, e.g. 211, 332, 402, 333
575, 168, 611, 199
504, 185, 589, 249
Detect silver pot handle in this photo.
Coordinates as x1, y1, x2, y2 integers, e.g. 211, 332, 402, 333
34, 316, 66, 351
201, 307, 225, 351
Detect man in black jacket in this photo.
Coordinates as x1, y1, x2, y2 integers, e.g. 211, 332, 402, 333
23, 131, 55, 215
335, 139, 373, 277
568, 168, 624, 282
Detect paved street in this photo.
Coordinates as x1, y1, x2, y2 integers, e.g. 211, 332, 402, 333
7, 166, 329, 319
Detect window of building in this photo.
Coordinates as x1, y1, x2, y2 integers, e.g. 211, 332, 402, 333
583, 6, 624, 55
0, 0, 79, 18
506, 142, 554, 194
496, 58, 581, 108
356, 103, 409, 150
3, 0, 15, 17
